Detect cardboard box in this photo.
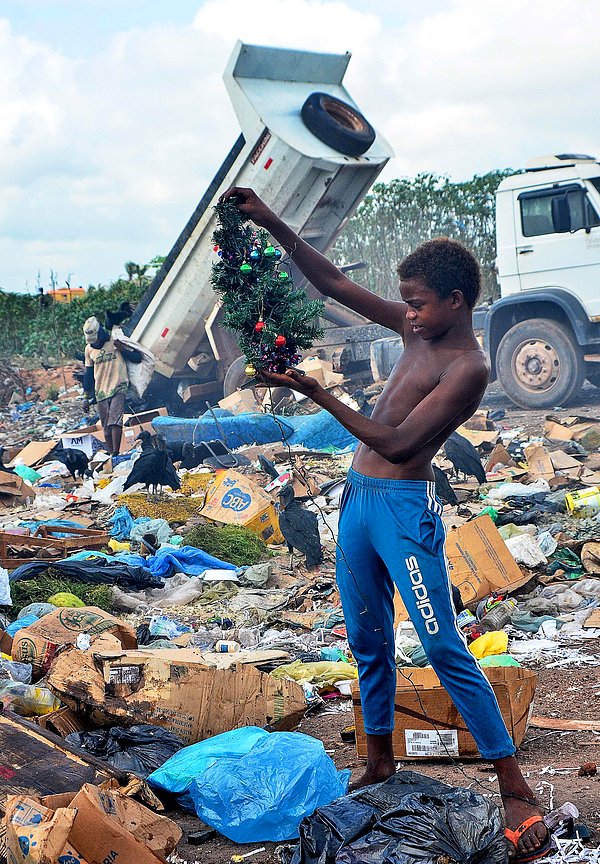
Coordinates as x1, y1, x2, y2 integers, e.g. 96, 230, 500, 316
0, 470, 36, 508
12, 607, 137, 679
218, 389, 263, 414
5, 783, 181, 864
60, 425, 104, 458
394, 516, 530, 623
47, 648, 306, 745
297, 357, 345, 389
8, 440, 58, 468
120, 407, 168, 453
201, 468, 284, 543
524, 443, 554, 480
545, 414, 600, 448
353, 666, 537, 759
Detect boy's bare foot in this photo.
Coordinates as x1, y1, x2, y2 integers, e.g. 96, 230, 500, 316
349, 758, 396, 791
349, 733, 396, 791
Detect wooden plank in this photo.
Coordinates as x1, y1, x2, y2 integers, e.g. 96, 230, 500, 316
530, 716, 600, 732
0, 711, 119, 796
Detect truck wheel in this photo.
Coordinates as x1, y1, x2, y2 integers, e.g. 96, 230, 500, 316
301, 92, 376, 157
496, 318, 586, 408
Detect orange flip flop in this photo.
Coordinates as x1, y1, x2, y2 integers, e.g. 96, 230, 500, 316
505, 815, 552, 863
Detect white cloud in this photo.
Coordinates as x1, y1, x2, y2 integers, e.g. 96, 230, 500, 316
0, 0, 599, 292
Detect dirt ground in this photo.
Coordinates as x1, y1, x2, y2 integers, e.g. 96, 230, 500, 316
165, 383, 600, 862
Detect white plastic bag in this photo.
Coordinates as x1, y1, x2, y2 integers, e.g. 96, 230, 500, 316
0, 566, 11, 606
112, 326, 155, 398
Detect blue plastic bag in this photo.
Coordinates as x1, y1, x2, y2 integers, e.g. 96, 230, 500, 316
189, 730, 350, 842
148, 726, 268, 812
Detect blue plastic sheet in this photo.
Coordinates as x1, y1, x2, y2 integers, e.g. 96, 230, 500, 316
188, 730, 350, 842
17, 519, 90, 539
286, 411, 358, 452
152, 413, 294, 449
148, 726, 268, 812
108, 506, 134, 540
115, 545, 237, 578
6, 614, 39, 637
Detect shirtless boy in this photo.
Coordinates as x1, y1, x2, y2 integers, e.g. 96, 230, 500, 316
222, 186, 551, 862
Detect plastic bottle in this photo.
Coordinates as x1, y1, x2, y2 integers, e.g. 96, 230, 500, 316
479, 599, 518, 632
215, 640, 240, 653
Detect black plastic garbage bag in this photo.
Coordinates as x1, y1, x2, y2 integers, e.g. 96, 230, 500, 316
290, 771, 507, 864
66, 724, 183, 777
9, 558, 163, 590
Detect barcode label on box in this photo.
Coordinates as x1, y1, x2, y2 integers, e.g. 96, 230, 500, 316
404, 729, 459, 757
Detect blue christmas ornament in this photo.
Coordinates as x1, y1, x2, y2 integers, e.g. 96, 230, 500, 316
249, 249, 261, 261
274, 248, 282, 260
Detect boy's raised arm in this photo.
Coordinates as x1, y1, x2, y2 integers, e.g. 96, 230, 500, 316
221, 187, 406, 334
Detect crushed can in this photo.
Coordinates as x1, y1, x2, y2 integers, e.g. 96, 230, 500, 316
565, 486, 600, 518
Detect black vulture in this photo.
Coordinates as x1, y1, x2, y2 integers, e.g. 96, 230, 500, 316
44, 446, 91, 479
278, 485, 323, 570
0, 447, 15, 475
156, 434, 185, 463
444, 432, 486, 484
123, 431, 180, 494
104, 300, 133, 330
180, 442, 202, 469
432, 464, 458, 506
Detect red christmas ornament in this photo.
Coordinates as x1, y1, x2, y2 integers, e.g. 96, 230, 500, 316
274, 334, 286, 347
254, 319, 265, 332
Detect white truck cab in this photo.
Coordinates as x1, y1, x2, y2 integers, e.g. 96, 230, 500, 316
485, 154, 600, 408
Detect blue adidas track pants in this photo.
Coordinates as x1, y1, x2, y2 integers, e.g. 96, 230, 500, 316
337, 468, 516, 761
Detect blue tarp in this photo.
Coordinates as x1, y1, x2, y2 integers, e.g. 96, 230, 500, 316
153, 410, 357, 453
69, 546, 236, 579
153, 413, 294, 450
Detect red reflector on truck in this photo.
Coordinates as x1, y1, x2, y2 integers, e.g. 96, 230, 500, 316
264, 158, 273, 169
161, 328, 169, 338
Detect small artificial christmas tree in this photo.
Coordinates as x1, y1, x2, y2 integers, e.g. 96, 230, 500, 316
211, 200, 324, 375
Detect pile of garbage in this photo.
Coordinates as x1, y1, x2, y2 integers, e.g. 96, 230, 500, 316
0, 377, 599, 861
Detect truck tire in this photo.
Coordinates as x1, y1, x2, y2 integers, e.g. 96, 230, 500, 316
496, 318, 586, 409
301, 92, 376, 157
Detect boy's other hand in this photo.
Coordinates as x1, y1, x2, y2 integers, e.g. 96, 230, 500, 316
256, 368, 321, 399
220, 187, 274, 227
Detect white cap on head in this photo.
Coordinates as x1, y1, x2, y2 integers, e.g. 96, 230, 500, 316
83, 316, 100, 344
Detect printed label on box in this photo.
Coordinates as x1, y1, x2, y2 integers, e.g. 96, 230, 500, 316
404, 729, 459, 757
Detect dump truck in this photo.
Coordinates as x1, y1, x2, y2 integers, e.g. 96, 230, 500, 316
130, 41, 394, 411
484, 153, 600, 408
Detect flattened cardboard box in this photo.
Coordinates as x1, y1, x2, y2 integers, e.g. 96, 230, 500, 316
394, 515, 530, 623
47, 648, 306, 744
353, 666, 537, 759
5, 782, 181, 864
12, 606, 137, 679
201, 468, 284, 544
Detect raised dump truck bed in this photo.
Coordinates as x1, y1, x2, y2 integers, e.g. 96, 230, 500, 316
130, 41, 394, 405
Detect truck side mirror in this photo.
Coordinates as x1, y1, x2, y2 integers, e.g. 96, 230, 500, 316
551, 194, 571, 233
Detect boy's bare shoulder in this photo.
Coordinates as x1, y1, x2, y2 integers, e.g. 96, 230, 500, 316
442, 347, 490, 384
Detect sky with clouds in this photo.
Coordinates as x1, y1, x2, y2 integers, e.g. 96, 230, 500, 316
1, 0, 599, 293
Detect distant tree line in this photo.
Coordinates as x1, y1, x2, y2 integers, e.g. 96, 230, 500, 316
330, 170, 514, 304
0, 265, 155, 362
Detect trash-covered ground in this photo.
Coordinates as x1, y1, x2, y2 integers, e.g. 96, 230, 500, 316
0, 366, 599, 864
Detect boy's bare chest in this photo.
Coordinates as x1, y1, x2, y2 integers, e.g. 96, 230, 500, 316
371, 343, 452, 422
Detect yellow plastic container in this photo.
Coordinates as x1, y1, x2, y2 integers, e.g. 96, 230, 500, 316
565, 486, 600, 517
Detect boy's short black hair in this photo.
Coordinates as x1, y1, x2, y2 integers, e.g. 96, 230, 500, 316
397, 238, 481, 308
